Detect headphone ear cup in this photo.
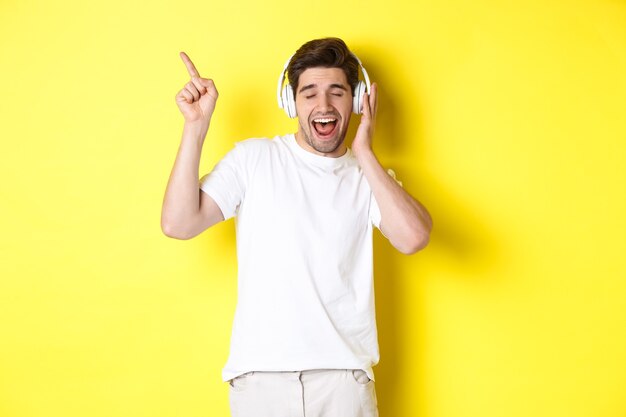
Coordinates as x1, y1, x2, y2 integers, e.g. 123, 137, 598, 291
282, 84, 297, 118
353, 81, 366, 114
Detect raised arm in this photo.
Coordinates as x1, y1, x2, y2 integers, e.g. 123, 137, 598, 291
161, 52, 224, 240
352, 83, 433, 254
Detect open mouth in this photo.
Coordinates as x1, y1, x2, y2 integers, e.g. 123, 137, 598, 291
311, 116, 338, 139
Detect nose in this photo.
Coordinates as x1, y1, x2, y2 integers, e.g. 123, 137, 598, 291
316, 93, 333, 112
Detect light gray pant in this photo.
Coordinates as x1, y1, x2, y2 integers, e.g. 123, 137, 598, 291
228, 369, 379, 417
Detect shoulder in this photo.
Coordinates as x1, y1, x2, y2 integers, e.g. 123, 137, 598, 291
235, 135, 290, 150
232, 135, 293, 158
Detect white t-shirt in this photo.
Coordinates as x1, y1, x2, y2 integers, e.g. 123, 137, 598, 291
200, 133, 381, 382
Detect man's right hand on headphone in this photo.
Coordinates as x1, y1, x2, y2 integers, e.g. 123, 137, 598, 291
175, 52, 219, 127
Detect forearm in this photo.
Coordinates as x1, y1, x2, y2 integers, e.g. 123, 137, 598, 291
356, 148, 432, 254
161, 121, 209, 238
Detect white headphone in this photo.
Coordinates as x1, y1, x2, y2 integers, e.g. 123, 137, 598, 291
276, 53, 371, 118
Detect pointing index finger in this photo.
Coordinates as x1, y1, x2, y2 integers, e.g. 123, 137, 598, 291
180, 51, 200, 77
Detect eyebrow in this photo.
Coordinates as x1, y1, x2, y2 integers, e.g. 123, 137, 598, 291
298, 83, 348, 94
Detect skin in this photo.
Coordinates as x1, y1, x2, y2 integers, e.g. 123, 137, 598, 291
161, 52, 223, 240
294, 67, 352, 157
162, 52, 432, 254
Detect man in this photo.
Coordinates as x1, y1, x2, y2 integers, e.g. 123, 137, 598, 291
161, 38, 432, 417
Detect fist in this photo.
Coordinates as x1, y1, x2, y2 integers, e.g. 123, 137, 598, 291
175, 52, 219, 124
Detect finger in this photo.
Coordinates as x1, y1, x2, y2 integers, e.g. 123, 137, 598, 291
362, 92, 370, 118
190, 76, 207, 95
199, 78, 218, 95
176, 88, 194, 104
185, 81, 200, 101
369, 83, 378, 118
180, 51, 200, 77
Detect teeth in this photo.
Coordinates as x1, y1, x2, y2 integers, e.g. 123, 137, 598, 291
313, 118, 336, 123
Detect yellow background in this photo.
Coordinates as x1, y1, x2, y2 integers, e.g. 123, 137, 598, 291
1, 0, 625, 416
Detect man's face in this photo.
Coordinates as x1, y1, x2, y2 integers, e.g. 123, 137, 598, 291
294, 67, 353, 157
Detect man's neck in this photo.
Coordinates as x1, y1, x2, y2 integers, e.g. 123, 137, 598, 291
294, 131, 348, 158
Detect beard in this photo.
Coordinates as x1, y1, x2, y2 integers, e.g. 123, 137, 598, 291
298, 118, 347, 155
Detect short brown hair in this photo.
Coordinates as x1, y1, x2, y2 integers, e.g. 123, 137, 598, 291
287, 37, 360, 96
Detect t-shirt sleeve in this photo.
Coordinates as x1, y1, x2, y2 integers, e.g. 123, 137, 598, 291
199, 144, 247, 221
368, 168, 404, 230
369, 192, 382, 229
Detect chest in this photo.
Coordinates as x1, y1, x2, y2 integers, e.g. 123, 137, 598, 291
239, 154, 372, 245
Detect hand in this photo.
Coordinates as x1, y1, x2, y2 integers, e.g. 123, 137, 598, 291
352, 82, 378, 158
175, 52, 219, 126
